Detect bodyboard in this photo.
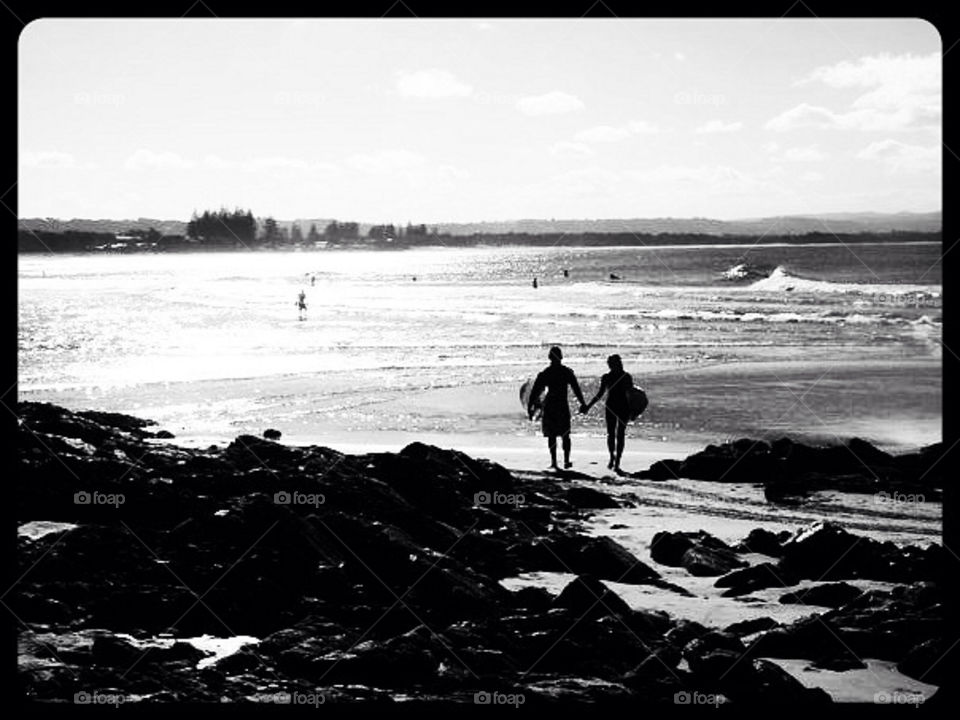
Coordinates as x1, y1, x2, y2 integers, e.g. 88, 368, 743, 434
627, 386, 648, 421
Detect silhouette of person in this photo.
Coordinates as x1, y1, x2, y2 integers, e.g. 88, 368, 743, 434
563, 269, 569, 278
311, 274, 316, 287
583, 354, 633, 473
297, 289, 307, 320
528, 346, 586, 470
532, 277, 539, 289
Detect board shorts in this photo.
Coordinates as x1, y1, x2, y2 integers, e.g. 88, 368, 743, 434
541, 397, 571, 437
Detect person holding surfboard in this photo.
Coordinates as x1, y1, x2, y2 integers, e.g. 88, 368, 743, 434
527, 346, 587, 471
583, 354, 634, 473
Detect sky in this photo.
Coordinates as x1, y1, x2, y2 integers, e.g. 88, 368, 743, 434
18, 18, 941, 223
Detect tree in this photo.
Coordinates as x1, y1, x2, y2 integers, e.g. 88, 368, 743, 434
307, 223, 320, 243
290, 223, 303, 245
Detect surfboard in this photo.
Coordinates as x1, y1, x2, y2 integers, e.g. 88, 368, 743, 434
520, 378, 542, 419
627, 386, 648, 421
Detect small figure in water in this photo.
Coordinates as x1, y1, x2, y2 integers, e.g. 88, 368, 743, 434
563, 268, 569, 278
412, 276, 417, 281
528, 346, 587, 471
297, 289, 307, 320
609, 273, 620, 281
311, 274, 316, 287
532, 277, 539, 289
582, 354, 633, 474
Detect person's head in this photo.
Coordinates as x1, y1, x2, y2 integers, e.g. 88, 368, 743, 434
607, 354, 623, 372
548, 346, 563, 364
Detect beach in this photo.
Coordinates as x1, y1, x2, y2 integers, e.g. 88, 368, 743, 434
16, 245, 944, 705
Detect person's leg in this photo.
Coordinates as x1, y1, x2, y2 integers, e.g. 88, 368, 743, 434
605, 410, 616, 468
615, 420, 626, 472
547, 436, 559, 469
562, 433, 572, 468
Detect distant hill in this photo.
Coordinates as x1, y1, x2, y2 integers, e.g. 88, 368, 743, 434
19, 211, 940, 237
426, 211, 942, 236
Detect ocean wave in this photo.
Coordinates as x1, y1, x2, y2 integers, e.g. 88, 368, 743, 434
747, 266, 941, 300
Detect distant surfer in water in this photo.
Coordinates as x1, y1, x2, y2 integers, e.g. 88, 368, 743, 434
532, 277, 538, 289
528, 346, 587, 471
297, 289, 307, 320
583, 354, 633, 473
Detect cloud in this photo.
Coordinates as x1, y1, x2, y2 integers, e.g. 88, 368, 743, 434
201, 155, 338, 175
573, 120, 659, 143
694, 120, 743, 134
516, 91, 584, 116
778, 145, 828, 162
21, 150, 77, 169
769, 53, 940, 132
799, 171, 824, 183
574, 125, 632, 143
348, 149, 426, 174
856, 139, 939, 173
674, 52, 687, 61
125, 149, 194, 170
549, 141, 595, 158
396, 69, 473, 98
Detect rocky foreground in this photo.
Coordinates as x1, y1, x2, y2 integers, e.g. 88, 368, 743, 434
15, 402, 947, 706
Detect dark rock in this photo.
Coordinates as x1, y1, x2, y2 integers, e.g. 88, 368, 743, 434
724, 617, 780, 637
749, 616, 866, 669
262, 429, 282, 441
682, 631, 747, 681
551, 575, 632, 621
735, 528, 790, 556
635, 459, 683, 481
680, 544, 748, 577
898, 638, 947, 685
565, 485, 620, 509
715, 562, 800, 596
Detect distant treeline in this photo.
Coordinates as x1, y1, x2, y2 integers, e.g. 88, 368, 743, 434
18, 226, 941, 254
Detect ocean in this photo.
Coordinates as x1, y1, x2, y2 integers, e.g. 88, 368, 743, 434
17, 242, 942, 457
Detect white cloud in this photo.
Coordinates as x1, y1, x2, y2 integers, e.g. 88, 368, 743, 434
125, 149, 194, 170
769, 53, 940, 132
21, 150, 77, 169
516, 91, 584, 116
573, 120, 658, 144
780, 145, 828, 162
695, 120, 743, 134
799, 171, 824, 183
549, 141, 595, 158
396, 69, 473, 98
674, 52, 687, 61
574, 125, 632, 143
348, 149, 426, 174
856, 139, 939, 173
